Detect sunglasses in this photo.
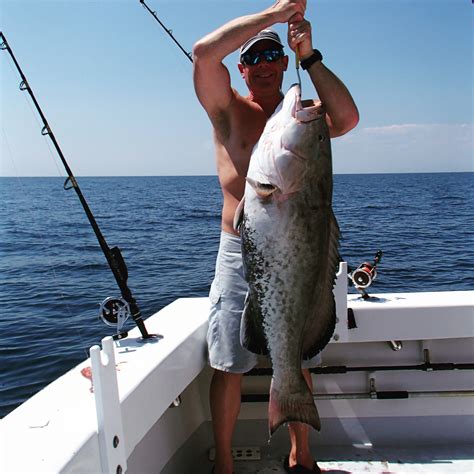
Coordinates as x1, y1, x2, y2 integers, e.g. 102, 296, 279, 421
240, 48, 285, 66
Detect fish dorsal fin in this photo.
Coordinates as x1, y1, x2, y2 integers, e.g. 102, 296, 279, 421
246, 177, 278, 198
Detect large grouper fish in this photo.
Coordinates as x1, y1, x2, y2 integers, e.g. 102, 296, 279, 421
235, 83, 340, 435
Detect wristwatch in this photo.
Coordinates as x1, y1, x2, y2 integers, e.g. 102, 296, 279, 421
300, 49, 323, 70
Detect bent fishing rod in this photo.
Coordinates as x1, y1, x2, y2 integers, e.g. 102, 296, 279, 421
140, 1, 304, 93
139, 0, 193, 63
0, 31, 156, 342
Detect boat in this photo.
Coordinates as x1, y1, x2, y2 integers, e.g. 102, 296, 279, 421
1, 262, 473, 473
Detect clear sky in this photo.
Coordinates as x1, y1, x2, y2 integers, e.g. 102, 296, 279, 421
1, 0, 472, 176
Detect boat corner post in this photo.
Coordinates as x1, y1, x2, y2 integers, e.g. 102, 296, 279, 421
90, 337, 127, 474
333, 261, 349, 343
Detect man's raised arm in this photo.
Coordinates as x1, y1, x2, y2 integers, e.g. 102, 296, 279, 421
287, 16, 359, 137
192, 1, 306, 120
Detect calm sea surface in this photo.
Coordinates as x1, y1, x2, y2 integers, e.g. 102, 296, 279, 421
1, 173, 473, 417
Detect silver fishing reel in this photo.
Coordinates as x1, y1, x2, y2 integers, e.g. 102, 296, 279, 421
348, 250, 383, 299
350, 262, 378, 289
99, 297, 131, 334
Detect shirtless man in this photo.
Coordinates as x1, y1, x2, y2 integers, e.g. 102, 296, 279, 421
193, 1, 358, 473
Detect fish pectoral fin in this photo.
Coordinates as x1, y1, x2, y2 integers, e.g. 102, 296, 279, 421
240, 292, 269, 355
233, 197, 245, 231
246, 177, 278, 198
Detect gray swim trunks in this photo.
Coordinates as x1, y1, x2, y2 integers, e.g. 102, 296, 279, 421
207, 231, 322, 373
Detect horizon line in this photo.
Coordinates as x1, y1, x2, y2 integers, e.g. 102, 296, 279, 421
0, 170, 472, 179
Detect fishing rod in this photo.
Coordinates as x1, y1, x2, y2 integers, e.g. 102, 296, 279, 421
0, 31, 156, 342
139, 0, 193, 63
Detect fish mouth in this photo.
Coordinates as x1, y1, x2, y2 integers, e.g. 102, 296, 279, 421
288, 83, 323, 122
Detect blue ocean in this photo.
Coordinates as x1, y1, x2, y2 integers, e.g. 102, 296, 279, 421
0, 173, 473, 417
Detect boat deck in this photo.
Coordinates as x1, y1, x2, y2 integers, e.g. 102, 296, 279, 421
212, 445, 474, 473
157, 409, 474, 474
2, 293, 473, 474
157, 413, 474, 474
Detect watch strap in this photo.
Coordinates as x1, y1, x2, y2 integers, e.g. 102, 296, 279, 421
300, 49, 323, 70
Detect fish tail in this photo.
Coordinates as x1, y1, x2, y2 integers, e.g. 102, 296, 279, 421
268, 376, 321, 436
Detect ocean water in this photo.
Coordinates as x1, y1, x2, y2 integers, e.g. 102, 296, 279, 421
0, 173, 473, 417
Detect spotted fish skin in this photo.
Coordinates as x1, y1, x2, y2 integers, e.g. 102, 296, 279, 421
239, 83, 340, 435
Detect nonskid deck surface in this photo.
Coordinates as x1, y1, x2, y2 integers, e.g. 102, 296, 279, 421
202, 445, 474, 473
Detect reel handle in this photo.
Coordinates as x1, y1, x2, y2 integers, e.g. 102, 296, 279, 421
373, 249, 383, 266
99, 297, 131, 338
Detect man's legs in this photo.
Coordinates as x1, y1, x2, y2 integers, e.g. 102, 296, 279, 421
287, 368, 316, 469
210, 369, 243, 474
207, 232, 257, 473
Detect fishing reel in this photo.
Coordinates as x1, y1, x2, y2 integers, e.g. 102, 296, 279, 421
99, 296, 131, 340
348, 250, 383, 299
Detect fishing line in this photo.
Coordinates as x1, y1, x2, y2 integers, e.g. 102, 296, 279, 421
0, 31, 158, 342
295, 49, 302, 96
2, 59, 90, 355
140, 0, 306, 110
140, 0, 302, 94
1, 126, 91, 357
3, 56, 65, 178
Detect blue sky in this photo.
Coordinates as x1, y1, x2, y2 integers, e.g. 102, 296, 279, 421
1, 0, 472, 176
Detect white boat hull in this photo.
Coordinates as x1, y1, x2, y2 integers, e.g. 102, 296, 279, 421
1, 265, 473, 473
